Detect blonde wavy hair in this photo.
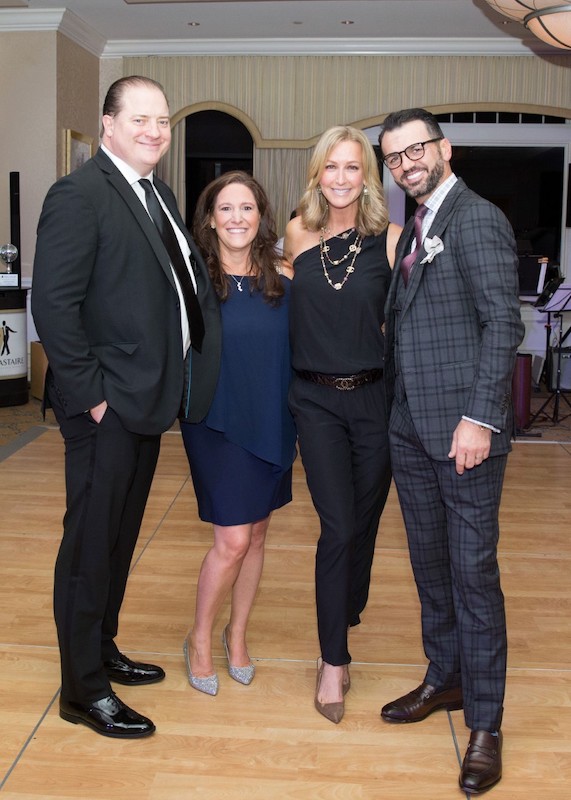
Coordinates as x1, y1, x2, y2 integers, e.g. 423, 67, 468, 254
299, 126, 388, 235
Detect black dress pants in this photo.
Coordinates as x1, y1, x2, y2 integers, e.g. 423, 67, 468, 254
289, 376, 391, 665
48, 375, 161, 704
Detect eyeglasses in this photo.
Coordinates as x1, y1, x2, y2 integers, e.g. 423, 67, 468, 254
382, 137, 443, 170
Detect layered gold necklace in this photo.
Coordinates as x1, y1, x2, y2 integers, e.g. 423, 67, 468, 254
319, 228, 362, 291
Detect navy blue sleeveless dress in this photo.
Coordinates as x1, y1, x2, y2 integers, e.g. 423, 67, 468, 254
181, 275, 297, 526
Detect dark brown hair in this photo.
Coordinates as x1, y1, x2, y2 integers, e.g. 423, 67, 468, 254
192, 171, 284, 303
379, 108, 445, 148
102, 75, 168, 117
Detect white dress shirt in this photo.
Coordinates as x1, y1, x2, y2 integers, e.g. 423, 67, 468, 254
101, 144, 195, 355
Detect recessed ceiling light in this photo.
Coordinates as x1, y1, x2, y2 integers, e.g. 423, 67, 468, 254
187, 21, 200, 27
341, 20, 354, 26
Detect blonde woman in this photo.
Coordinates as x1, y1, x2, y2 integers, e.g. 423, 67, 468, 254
285, 126, 401, 723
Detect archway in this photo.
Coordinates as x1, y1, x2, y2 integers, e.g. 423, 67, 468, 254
184, 110, 253, 226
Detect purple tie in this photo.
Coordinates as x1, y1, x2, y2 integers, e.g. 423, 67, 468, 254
400, 204, 428, 287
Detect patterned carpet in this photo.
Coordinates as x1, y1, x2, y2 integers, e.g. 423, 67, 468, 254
0, 397, 58, 455
1, 389, 570, 455
0, 397, 55, 447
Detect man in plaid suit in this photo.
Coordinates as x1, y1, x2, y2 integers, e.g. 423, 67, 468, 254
379, 108, 524, 795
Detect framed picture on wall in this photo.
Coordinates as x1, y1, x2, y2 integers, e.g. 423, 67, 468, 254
64, 129, 93, 174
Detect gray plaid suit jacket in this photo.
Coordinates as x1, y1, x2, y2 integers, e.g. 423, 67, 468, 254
384, 178, 525, 460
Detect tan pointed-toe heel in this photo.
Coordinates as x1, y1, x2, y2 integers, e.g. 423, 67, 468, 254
342, 664, 351, 696
314, 658, 344, 724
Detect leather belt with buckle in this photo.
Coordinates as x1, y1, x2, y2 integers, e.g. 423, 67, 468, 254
295, 368, 383, 391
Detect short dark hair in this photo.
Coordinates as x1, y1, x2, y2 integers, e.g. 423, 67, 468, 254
102, 75, 168, 117
379, 108, 445, 149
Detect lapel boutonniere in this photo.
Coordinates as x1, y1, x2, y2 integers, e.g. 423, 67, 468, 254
420, 236, 444, 264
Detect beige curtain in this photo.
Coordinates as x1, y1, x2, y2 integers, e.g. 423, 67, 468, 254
125, 54, 571, 233
254, 147, 312, 237
125, 55, 571, 144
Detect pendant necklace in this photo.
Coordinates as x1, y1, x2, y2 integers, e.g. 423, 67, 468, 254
229, 274, 247, 292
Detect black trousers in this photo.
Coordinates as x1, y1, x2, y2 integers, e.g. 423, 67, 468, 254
389, 396, 507, 731
289, 375, 391, 665
48, 375, 161, 704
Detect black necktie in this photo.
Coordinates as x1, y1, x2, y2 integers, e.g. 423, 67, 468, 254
139, 178, 204, 352
400, 204, 428, 287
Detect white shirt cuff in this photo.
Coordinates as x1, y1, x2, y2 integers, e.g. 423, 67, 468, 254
462, 415, 500, 434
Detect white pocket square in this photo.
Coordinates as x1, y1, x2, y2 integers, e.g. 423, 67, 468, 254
420, 236, 444, 264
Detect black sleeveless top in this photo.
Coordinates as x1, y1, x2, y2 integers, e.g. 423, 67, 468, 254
290, 229, 392, 374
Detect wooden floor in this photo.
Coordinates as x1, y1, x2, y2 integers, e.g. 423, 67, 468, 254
0, 427, 570, 799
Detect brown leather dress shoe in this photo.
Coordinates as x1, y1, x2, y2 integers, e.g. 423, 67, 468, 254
380, 681, 463, 723
459, 730, 502, 794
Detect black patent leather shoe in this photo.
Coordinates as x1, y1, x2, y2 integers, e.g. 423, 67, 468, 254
104, 653, 165, 685
459, 730, 503, 794
59, 693, 155, 738
380, 681, 463, 723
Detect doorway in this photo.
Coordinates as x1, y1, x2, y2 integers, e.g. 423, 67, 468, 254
185, 110, 254, 227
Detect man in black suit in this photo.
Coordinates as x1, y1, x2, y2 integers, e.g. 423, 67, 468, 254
32, 76, 220, 738
378, 108, 524, 794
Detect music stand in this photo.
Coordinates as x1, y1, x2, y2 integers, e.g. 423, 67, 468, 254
532, 276, 564, 386
529, 285, 571, 426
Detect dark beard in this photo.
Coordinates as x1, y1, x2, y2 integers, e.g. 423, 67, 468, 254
399, 158, 445, 199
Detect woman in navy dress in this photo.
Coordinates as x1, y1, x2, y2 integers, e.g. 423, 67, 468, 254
284, 127, 401, 723
180, 172, 296, 695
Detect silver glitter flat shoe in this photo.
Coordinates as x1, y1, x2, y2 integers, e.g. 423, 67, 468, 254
183, 636, 219, 696
222, 625, 255, 685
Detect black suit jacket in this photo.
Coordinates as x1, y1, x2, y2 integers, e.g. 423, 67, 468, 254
32, 148, 220, 435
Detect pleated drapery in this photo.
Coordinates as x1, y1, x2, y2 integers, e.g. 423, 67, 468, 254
125, 53, 571, 234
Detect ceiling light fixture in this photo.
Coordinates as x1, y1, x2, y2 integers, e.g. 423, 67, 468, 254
483, 1, 571, 49
341, 20, 354, 25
